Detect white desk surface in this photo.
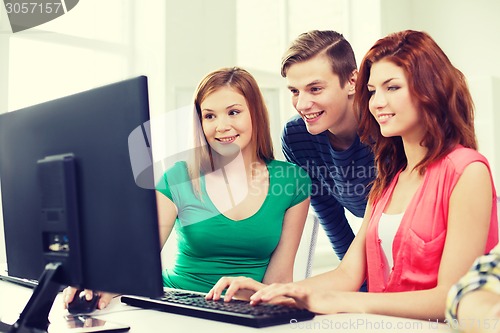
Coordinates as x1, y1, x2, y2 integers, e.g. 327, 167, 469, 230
0, 280, 452, 332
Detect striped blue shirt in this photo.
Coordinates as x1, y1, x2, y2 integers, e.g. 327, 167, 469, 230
281, 115, 375, 259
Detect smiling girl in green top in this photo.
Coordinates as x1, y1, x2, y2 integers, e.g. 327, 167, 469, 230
156, 67, 311, 292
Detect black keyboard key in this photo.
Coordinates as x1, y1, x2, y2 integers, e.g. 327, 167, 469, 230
121, 289, 315, 328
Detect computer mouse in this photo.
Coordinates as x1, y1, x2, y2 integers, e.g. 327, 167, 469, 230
67, 290, 100, 314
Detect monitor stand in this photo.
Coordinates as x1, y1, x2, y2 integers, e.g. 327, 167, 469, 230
1, 150, 131, 333
1, 154, 79, 333
0, 263, 130, 333
1, 262, 63, 333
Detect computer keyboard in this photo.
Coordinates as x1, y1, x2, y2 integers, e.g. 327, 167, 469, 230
121, 289, 315, 328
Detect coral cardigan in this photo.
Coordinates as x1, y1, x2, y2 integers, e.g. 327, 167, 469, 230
366, 146, 498, 292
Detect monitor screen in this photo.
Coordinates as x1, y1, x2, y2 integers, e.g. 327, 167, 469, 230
0, 76, 164, 331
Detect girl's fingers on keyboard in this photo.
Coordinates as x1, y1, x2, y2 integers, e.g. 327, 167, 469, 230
207, 276, 265, 302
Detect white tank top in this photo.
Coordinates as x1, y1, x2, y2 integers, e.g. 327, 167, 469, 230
379, 212, 404, 268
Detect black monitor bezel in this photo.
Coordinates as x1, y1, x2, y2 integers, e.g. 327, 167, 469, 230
0, 76, 163, 299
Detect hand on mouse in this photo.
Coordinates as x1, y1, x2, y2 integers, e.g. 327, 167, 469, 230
62, 286, 116, 310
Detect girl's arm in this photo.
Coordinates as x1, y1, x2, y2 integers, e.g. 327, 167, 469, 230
208, 199, 372, 302
360, 161, 494, 320
155, 191, 178, 248
252, 162, 494, 320
212, 198, 311, 302
247, 202, 372, 309
261, 198, 311, 285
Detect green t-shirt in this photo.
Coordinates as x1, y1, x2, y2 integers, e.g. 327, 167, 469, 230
156, 159, 311, 292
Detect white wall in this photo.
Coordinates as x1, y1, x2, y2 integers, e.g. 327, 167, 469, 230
375, 0, 500, 185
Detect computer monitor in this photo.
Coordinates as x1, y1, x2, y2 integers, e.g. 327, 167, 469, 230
0, 76, 163, 332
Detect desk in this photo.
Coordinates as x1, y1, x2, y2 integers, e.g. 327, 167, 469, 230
0, 280, 452, 332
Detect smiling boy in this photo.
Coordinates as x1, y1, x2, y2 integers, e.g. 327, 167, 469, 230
280, 30, 375, 260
